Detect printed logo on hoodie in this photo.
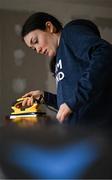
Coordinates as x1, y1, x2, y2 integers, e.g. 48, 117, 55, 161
55, 59, 65, 83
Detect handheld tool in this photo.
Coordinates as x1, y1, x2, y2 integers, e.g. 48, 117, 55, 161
9, 97, 46, 123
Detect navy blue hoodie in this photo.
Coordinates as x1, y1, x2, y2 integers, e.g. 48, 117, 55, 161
44, 19, 112, 126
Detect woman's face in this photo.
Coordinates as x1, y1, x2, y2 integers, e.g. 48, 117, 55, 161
24, 24, 60, 58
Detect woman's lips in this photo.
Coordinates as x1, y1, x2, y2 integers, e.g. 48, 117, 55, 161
44, 49, 48, 55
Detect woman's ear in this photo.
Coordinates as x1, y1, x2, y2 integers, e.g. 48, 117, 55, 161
45, 21, 56, 33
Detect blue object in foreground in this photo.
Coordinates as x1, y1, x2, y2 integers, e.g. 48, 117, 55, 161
8, 139, 100, 179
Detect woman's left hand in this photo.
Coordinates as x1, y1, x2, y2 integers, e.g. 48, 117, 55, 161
56, 103, 72, 123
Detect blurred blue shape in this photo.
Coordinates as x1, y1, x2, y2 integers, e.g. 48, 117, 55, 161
8, 139, 100, 179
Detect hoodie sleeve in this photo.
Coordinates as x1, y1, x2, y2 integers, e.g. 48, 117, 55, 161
44, 91, 58, 110
63, 24, 112, 111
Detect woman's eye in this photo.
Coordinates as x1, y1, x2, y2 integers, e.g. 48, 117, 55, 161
33, 39, 38, 44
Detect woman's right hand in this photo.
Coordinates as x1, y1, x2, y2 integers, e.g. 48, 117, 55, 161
22, 90, 44, 107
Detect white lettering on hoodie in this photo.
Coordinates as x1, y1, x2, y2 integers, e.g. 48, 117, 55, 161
55, 59, 65, 83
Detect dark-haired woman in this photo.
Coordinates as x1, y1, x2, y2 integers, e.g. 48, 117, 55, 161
21, 12, 112, 126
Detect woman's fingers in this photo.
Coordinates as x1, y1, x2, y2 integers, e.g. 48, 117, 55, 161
56, 103, 72, 123
22, 98, 28, 106
56, 108, 67, 123
21, 90, 43, 106
22, 97, 33, 107
22, 92, 33, 98
27, 97, 33, 106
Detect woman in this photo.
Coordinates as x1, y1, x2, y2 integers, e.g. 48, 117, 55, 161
21, 12, 112, 126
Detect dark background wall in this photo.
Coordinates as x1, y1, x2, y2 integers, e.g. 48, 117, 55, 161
0, 10, 48, 124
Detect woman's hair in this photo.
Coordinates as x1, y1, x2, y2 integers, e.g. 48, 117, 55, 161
49, 56, 56, 77
21, 12, 63, 38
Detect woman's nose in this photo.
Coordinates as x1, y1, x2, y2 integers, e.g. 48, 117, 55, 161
36, 46, 42, 54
